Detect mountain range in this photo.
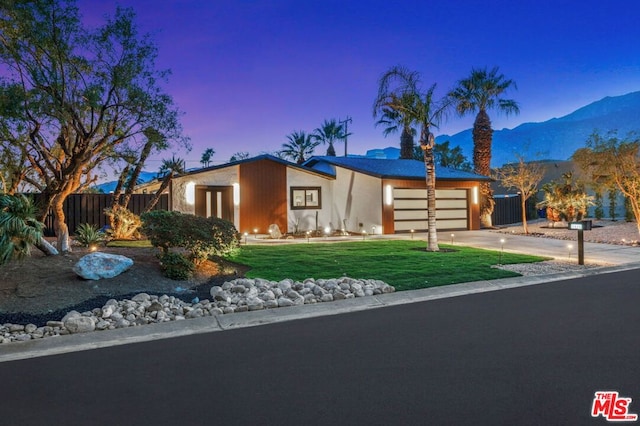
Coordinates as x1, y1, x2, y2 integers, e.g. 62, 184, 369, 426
435, 91, 640, 167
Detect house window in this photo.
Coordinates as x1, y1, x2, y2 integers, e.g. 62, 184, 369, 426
291, 187, 321, 209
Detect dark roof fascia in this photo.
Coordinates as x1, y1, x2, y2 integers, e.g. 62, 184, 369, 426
303, 157, 492, 182
183, 154, 335, 180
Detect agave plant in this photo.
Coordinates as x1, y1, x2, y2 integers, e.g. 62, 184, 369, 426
74, 223, 106, 247
0, 194, 44, 265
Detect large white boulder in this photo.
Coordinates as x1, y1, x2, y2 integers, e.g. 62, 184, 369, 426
73, 252, 133, 280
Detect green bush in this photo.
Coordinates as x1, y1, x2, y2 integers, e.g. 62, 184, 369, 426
159, 252, 195, 280
74, 223, 106, 247
141, 211, 240, 264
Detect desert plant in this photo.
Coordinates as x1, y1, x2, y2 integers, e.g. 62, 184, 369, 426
0, 194, 44, 265
537, 173, 594, 223
74, 223, 106, 247
159, 252, 195, 280
104, 205, 142, 240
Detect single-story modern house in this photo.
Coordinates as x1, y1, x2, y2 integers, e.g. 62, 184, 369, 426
169, 155, 491, 235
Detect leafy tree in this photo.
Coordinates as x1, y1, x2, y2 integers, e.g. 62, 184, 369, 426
200, 148, 216, 167
494, 156, 544, 234
313, 119, 349, 157
229, 151, 250, 162
373, 66, 451, 251
415, 140, 472, 170
280, 131, 319, 164
608, 188, 618, 221
449, 67, 519, 227
573, 131, 640, 234
0, 1, 186, 252
374, 77, 422, 159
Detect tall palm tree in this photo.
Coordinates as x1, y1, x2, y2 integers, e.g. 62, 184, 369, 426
374, 66, 451, 251
280, 131, 319, 164
449, 66, 519, 227
200, 148, 216, 167
313, 119, 348, 157
374, 91, 418, 159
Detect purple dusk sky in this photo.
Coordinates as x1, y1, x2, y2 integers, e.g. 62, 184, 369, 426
78, 0, 640, 169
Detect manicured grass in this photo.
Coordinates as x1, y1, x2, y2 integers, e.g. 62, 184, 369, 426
106, 239, 153, 248
226, 240, 548, 291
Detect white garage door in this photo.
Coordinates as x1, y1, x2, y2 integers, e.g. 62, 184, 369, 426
393, 188, 468, 232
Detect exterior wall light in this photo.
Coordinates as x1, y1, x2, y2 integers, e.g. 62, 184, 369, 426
472, 186, 479, 205
233, 183, 240, 206
185, 181, 196, 206
384, 185, 393, 206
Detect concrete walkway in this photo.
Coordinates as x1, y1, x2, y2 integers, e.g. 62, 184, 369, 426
2, 229, 639, 363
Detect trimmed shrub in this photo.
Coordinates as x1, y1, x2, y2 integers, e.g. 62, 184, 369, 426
160, 252, 195, 280
141, 211, 240, 264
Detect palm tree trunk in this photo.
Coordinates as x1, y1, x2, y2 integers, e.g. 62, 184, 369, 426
473, 110, 495, 227
400, 127, 415, 159
421, 130, 439, 252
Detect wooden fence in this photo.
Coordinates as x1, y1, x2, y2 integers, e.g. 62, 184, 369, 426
492, 194, 540, 226
34, 193, 169, 236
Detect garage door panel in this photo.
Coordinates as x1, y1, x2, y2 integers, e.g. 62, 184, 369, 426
394, 199, 429, 209
437, 199, 467, 209
395, 210, 428, 220
436, 189, 466, 199
393, 188, 426, 199
436, 209, 467, 219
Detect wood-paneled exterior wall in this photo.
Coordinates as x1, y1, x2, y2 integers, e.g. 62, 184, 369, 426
238, 159, 287, 234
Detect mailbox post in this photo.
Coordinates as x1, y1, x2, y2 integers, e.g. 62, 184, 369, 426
568, 220, 592, 265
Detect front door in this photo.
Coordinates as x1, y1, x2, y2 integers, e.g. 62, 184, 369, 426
195, 185, 234, 221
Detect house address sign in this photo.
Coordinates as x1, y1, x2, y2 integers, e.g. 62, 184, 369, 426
568, 220, 593, 231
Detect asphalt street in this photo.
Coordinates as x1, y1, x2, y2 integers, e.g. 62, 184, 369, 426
1, 268, 639, 425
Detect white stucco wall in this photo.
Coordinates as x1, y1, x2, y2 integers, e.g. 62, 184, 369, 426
331, 167, 383, 234
171, 166, 240, 229
286, 168, 333, 233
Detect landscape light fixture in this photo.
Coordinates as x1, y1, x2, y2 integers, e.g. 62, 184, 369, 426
253, 228, 258, 238
243, 232, 248, 245
362, 230, 367, 240
306, 230, 311, 243
567, 243, 573, 260
450, 233, 455, 245
499, 238, 505, 264
410, 229, 414, 240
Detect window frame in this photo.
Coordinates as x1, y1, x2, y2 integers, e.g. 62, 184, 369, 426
290, 186, 322, 210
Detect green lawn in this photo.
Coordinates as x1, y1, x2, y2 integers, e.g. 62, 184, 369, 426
106, 239, 153, 248
226, 240, 548, 291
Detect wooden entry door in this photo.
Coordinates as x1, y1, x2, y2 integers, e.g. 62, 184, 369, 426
195, 185, 234, 221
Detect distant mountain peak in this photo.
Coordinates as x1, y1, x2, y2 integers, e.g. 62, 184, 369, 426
435, 91, 640, 166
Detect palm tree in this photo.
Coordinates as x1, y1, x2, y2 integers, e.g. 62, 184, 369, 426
313, 119, 348, 157
374, 66, 451, 251
144, 156, 186, 212
200, 148, 216, 167
449, 67, 519, 227
374, 91, 418, 159
280, 131, 319, 164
